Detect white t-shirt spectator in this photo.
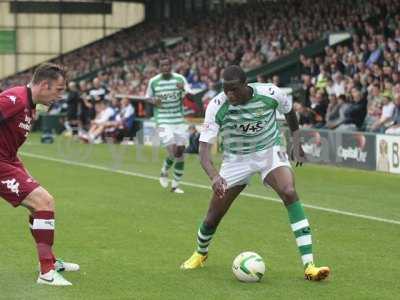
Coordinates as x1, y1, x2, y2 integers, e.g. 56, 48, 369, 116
381, 102, 395, 120
89, 86, 108, 101
117, 104, 135, 122
94, 107, 115, 125
332, 80, 345, 96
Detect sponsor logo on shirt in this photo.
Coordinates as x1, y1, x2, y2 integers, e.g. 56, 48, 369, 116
233, 121, 264, 135
18, 115, 33, 137
1, 178, 20, 196
7, 95, 17, 104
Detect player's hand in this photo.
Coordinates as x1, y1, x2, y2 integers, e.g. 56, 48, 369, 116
176, 82, 185, 90
290, 130, 306, 167
290, 144, 306, 167
151, 97, 162, 107
212, 175, 227, 199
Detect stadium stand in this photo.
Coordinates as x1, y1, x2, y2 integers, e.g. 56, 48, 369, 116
1, 0, 400, 141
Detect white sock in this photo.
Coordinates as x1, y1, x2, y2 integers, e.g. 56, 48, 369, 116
171, 180, 179, 189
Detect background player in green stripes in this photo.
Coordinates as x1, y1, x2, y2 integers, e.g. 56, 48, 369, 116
180, 65, 330, 281
146, 58, 190, 193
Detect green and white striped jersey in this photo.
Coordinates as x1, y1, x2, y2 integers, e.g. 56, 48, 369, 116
146, 73, 189, 125
200, 83, 292, 155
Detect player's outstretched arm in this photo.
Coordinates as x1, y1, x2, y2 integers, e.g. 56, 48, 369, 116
199, 141, 227, 199
285, 109, 306, 166
132, 96, 162, 107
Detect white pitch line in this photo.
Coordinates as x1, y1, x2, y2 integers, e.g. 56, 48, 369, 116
20, 151, 400, 226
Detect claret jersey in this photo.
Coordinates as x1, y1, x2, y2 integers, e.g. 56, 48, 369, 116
0, 86, 36, 161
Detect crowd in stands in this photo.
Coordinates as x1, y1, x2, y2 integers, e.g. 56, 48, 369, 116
293, 0, 400, 135
1, 0, 400, 140
61, 78, 136, 143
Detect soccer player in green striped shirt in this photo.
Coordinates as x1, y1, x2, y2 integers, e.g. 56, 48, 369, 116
146, 58, 190, 193
180, 65, 330, 281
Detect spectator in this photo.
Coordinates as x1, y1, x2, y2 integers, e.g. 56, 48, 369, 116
332, 72, 346, 97
79, 80, 92, 129
385, 94, 400, 135
364, 100, 382, 131
190, 74, 207, 91
108, 97, 136, 142
119, 97, 135, 131
367, 83, 382, 105
84, 100, 115, 143
336, 89, 367, 131
369, 96, 395, 132
301, 74, 314, 107
257, 74, 268, 83
310, 90, 328, 128
201, 83, 218, 110
325, 94, 339, 127
272, 75, 280, 87
89, 77, 109, 103
326, 95, 351, 129
325, 77, 335, 96
294, 102, 315, 128
65, 81, 80, 136
315, 67, 328, 91
185, 124, 200, 154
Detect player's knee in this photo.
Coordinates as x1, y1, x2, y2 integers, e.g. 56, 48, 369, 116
44, 194, 55, 211
32, 192, 55, 212
174, 148, 184, 158
280, 185, 297, 203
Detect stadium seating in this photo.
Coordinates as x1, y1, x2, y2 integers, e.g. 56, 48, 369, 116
1, 0, 399, 135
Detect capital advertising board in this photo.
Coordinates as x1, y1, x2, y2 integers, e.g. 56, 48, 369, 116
335, 132, 376, 170
285, 129, 333, 164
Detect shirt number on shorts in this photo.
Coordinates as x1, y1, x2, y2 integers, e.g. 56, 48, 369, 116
277, 151, 288, 162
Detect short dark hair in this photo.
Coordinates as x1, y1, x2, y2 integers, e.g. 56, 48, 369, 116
31, 63, 66, 84
223, 65, 246, 83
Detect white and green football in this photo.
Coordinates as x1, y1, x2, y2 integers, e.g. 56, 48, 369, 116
232, 251, 266, 282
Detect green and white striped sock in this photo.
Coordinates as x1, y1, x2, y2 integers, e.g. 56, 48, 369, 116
161, 157, 174, 173
286, 201, 313, 267
173, 161, 184, 182
196, 222, 216, 255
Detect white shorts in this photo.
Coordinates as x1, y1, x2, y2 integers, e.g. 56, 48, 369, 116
219, 146, 291, 188
157, 124, 188, 146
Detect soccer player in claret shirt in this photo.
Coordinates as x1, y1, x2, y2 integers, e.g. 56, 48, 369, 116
0, 63, 79, 286
180, 65, 330, 281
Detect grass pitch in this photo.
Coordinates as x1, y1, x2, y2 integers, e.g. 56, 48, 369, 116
0, 134, 399, 299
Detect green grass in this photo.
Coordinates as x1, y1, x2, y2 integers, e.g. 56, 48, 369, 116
0, 134, 399, 299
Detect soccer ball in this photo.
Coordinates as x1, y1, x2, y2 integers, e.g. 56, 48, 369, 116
232, 251, 266, 282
